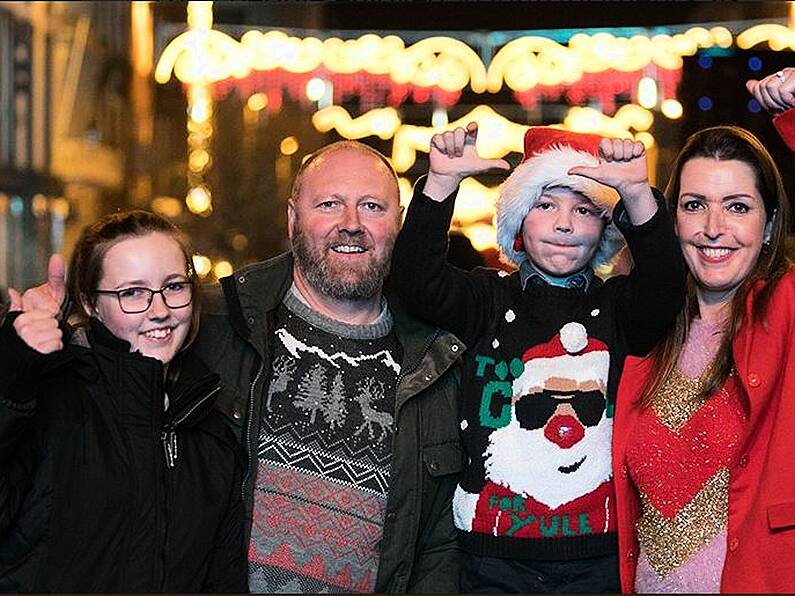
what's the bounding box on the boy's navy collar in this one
[519,260,593,291]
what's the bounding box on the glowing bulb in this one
[192,254,212,277]
[305,77,326,101]
[432,107,449,129]
[213,260,233,279]
[637,77,658,109]
[151,196,184,218]
[280,136,299,156]
[188,149,211,172]
[31,194,48,218]
[186,185,213,215]
[188,100,212,123]
[50,198,70,219]
[247,93,268,111]
[661,98,683,119]
[464,223,498,252]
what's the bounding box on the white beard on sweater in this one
[484,413,613,510]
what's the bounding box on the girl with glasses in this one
[0,211,246,592]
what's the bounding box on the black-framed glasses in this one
[94,281,194,314]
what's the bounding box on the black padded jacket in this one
[0,315,247,592]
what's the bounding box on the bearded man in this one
[195,141,463,593]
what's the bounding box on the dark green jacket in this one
[193,253,464,593]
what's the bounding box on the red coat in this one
[774,106,795,152]
[614,271,795,593]
[613,109,795,593]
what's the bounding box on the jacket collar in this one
[73,318,221,429]
[221,251,464,379]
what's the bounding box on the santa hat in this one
[512,322,609,400]
[496,127,626,270]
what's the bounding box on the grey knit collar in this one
[283,283,393,340]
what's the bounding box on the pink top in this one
[625,317,746,593]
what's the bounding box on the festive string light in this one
[192,254,212,277]
[660,98,683,119]
[305,77,326,101]
[213,260,233,278]
[155,23,756,100]
[186,185,213,216]
[637,77,658,108]
[246,92,268,111]
[737,24,795,51]
[312,106,402,140]
[279,136,299,156]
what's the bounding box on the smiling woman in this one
[0,211,247,592]
[613,112,795,593]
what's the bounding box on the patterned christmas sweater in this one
[247,289,401,593]
[391,185,685,560]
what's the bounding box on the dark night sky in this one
[158,2,789,32]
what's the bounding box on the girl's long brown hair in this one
[639,126,792,407]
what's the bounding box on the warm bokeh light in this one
[637,77,658,109]
[661,98,683,119]
[305,77,326,101]
[432,107,449,129]
[737,24,795,51]
[464,222,499,252]
[280,136,299,156]
[151,196,184,218]
[50,198,70,220]
[213,260,233,279]
[186,185,213,215]
[313,106,401,141]
[635,131,656,149]
[231,233,249,252]
[188,149,211,172]
[246,92,268,111]
[31,194,48,218]
[192,254,212,277]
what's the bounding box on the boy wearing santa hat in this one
[391,123,685,592]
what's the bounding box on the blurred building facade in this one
[0,1,134,292]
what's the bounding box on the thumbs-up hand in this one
[10,255,66,354]
[423,122,511,202]
[20,255,66,317]
[8,288,23,312]
[569,138,658,225]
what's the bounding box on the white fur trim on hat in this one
[513,350,610,399]
[496,144,625,269]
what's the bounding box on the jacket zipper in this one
[161,385,221,469]
[383,328,444,593]
[159,383,221,590]
[242,361,265,501]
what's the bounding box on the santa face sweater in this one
[391,185,685,561]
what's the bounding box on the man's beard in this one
[292,225,394,301]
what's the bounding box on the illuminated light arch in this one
[155,29,247,84]
[736,24,795,51]
[389,105,528,173]
[312,106,402,140]
[393,36,488,93]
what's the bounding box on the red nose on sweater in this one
[544,414,584,448]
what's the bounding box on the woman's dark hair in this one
[640,125,791,407]
[67,210,200,350]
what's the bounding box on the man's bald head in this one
[290,140,400,204]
